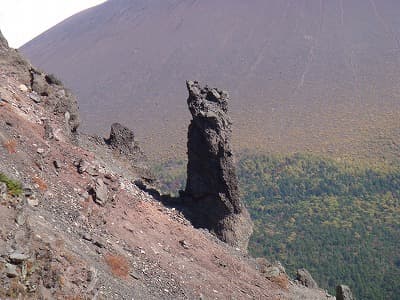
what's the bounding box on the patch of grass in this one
[0,173,22,197]
[105,254,129,278]
[32,176,47,192]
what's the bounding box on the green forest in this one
[153,153,400,299]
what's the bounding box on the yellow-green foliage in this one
[154,153,400,300]
[238,153,400,300]
[0,173,22,197]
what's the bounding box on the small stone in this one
[82,233,92,241]
[5,263,18,277]
[44,120,54,140]
[179,240,191,249]
[93,239,106,248]
[53,129,64,142]
[130,271,140,280]
[27,197,39,207]
[9,252,29,263]
[53,160,62,169]
[29,93,41,103]
[86,166,99,176]
[18,84,28,92]
[15,213,26,226]
[78,159,89,174]
[93,179,108,206]
[23,187,33,197]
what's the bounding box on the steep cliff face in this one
[184,80,253,250]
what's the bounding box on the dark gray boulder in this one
[183,80,253,250]
[336,285,354,300]
[296,268,318,289]
[107,122,136,155]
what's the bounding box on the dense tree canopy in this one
[154,153,400,299]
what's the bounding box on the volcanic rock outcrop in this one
[0,29,79,139]
[107,122,139,156]
[184,80,253,250]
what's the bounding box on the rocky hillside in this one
[0,30,339,299]
[21,0,400,161]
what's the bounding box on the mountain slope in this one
[1,30,332,299]
[21,0,400,160]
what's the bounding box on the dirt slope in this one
[21,0,400,161]
[0,32,331,299]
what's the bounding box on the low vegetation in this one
[105,254,129,278]
[154,153,400,299]
[0,172,23,197]
[3,139,17,154]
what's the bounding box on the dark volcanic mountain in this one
[21,0,400,160]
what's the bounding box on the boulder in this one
[93,178,109,206]
[183,80,253,250]
[9,252,29,264]
[336,285,354,300]
[296,268,318,288]
[31,71,49,96]
[107,122,137,155]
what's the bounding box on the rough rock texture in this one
[184,80,253,250]
[107,122,138,156]
[0,29,79,139]
[296,268,319,289]
[0,31,333,300]
[0,30,8,50]
[336,285,354,300]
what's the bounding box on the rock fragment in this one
[18,84,28,92]
[106,122,142,158]
[296,268,318,289]
[27,196,39,207]
[9,252,29,263]
[43,120,54,140]
[29,92,41,103]
[15,213,26,225]
[31,71,49,96]
[92,178,109,206]
[5,263,18,277]
[77,159,89,174]
[179,240,191,249]
[336,285,354,300]
[257,258,286,279]
[53,160,62,169]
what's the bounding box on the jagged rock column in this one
[184,80,253,250]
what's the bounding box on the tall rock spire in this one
[184,80,253,250]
